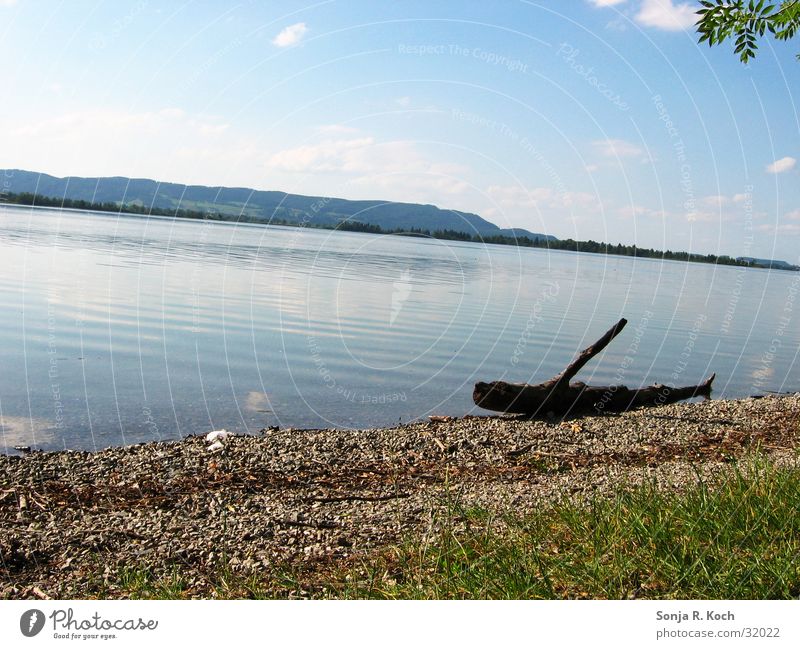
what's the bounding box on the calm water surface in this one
[1,205,798,451]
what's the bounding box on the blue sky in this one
[1,0,799,260]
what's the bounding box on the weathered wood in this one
[473,317,715,417]
[552,317,627,389]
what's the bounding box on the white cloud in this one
[488,185,598,212]
[0,0,19,6]
[701,194,729,207]
[618,204,664,219]
[267,136,472,205]
[785,208,800,221]
[268,137,468,181]
[592,138,644,158]
[316,124,361,135]
[1,108,241,185]
[732,192,750,203]
[562,191,599,208]
[635,0,697,31]
[590,0,696,31]
[690,209,734,223]
[8,108,229,141]
[488,185,555,209]
[617,201,736,223]
[586,0,628,30]
[766,156,797,174]
[196,122,230,136]
[268,137,378,173]
[484,184,600,232]
[159,107,186,119]
[606,17,629,31]
[2,107,473,209]
[350,173,469,199]
[272,22,308,47]
[757,223,800,233]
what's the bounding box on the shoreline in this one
[5,198,798,273]
[2,393,798,599]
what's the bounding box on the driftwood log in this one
[473,317,715,417]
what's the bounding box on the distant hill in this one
[736,257,798,271]
[0,169,556,242]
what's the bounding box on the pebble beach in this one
[2,394,798,599]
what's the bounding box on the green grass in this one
[115,566,189,599]
[92,457,800,599]
[94,552,297,599]
[320,458,800,599]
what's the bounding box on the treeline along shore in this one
[3,191,794,271]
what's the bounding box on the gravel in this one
[1,394,798,599]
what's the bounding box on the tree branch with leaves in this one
[696,0,800,62]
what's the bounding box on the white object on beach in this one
[205,429,235,452]
[205,429,233,442]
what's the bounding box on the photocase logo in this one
[20,609,45,637]
[390,269,413,325]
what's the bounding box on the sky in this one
[1,0,799,260]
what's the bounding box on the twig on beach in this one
[278,518,339,530]
[308,493,411,504]
[31,586,51,600]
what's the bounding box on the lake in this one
[1,205,798,452]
